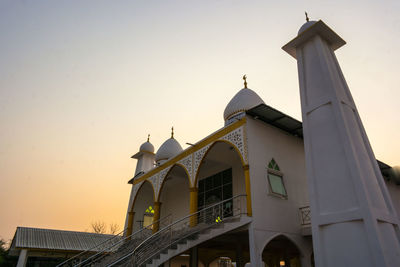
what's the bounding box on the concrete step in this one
[151,216,252,266]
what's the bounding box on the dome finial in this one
[305,11,309,22]
[171,126,174,139]
[243,74,248,88]
[147,134,150,142]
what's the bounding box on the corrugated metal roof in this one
[247,104,303,138]
[11,227,121,252]
[247,103,399,184]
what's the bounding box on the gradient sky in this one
[1,0,399,242]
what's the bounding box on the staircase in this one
[56,215,171,267]
[107,194,249,267]
[149,216,251,267]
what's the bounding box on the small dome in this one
[155,137,183,163]
[223,88,265,121]
[298,20,317,35]
[140,141,154,153]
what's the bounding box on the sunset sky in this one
[1,0,399,242]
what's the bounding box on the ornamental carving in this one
[129,181,144,210]
[178,154,193,184]
[193,144,211,184]
[219,126,247,164]
[149,166,172,201]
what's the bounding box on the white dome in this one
[298,20,317,35]
[223,88,265,121]
[155,138,183,163]
[140,141,154,153]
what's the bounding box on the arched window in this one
[267,159,287,198]
[143,205,154,228]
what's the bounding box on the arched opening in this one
[196,141,246,216]
[262,235,302,267]
[131,181,155,232]
[208,256,233,267]
[159,164,191,223]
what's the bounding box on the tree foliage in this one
[0,238,17,267]
[90,221,120,235]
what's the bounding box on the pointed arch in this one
[261,233,303,256]
[261,233,304,267]
[194,140,245,186]
[129,180,156,212]
[157,163,191,202]
[268,158,281,171]
[158,163,191,223]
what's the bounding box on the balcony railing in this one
[299,206,311,226]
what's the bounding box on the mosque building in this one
[9,19,400,267]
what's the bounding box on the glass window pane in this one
[223,169,232,184]
[205,178,212,191]
[223,185,232,199]
[214,174,222,187]
[268,173,287,196]
[199,180,204,193]
[143,215,153,228]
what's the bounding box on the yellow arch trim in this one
[193,139,245,186]
[130,179,156,212]
[193,139,252,216]
[132,118,246,185]
[157,163,191,202]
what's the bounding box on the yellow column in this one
[126,211,134,240]
[243,164,252,217]
[189,187,198,227]
[152,201,161,233]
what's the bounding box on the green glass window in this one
[267,159,287,198]
[143,206,154,228]
[268,173,287,196]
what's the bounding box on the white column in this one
[16,249,28,267]
[248,226,263,267]
[283,20,400,267]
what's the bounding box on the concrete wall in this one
[160,174,190,222]
[245,116,312,263]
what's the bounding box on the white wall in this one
[132,181,154,232]
[160,173,190,222]
[246,115,312,261]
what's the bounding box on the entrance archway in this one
[159,164,191,223]
[262,235,302,267]
[131,181,155,232]
[195,141,246,216]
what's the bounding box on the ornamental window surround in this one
[267,158,287,199]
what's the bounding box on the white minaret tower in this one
[283,18,400,266]
[131,134,155,176]
[124,135,155,237]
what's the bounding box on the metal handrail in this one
[109,194,247,267]
[76,214,171,267]
[56,227,126,267]
[56,214,172,267]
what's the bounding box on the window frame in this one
[266,160,288,199]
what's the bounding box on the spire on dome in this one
[171,127,174,139]
[243,74,248,88]
[147,134,150,142]
[305,11,309,22]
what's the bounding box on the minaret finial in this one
[243,74,248,88]
[147,134,150,142]
[171,127,174,138]
[305,11,309,22]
